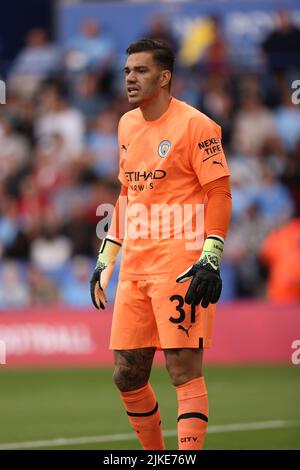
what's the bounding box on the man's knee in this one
[113,366,134,392]
[165,364,195,386]
[164,348,203,386]
[113,365,149,392]
[113,348,155,392]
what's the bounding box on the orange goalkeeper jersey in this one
[117,97,230,279]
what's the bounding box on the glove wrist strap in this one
[96,237,122,269]
[199,235,224,270]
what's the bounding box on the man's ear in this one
[160,70,171,88]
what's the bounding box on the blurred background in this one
[0,0,299,450]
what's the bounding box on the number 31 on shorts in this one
[168,294,196,324]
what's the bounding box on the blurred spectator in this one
[86,109,119,180]
[8,29,61,98]
[35,82,84,157]
[0,261,30,309]
[260,216,300,301]
[0,117,30,181]
[2,94,35,144]
[64,19,115,79]
[50,161,92,220]
[0,197,20,255]
[201,15,229,77]
[62,204,95,258]
[231,78,276,156]
[274,87,300,151]
[224,204,273,297]
[33,133,75,193]
[61,256,92,307]
[28,265,59,306]
[170,74,200,108]
[70,73,109,120]
[179,14,229,74]
[5,230,30,261]
[261,10,300,76]
[179,16,214,68]
[258,136,287,177]
[143,15,178,53]
[30,211,72,273]
[254,165,295,225]
[201,77,233,146]
[17,175,49,232]
[282,138,300,212]
[225,157,294,297]
[228,156,261,220]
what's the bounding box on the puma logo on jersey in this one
[178,325,192,337]
[213,160,224,167]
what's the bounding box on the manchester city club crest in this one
[158,140,171,158]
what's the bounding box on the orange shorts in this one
[109,273,215,350]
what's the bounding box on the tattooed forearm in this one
[113,348,156,392]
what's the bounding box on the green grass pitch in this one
[0,365,299,449]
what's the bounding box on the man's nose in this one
[126,71,137,82]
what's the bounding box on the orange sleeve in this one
[107,184,128,242]
[189,115,230,187]
[203,176,232,239]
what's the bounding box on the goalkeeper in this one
[90,39,232,451]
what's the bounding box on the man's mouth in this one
[127,86,140,96]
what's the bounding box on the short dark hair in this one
[126,38,175,76]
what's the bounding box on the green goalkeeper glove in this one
[90,237,122,309]
[176,236,223,308]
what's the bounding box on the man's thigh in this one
[150,275,216,350]
[110,279,161,350]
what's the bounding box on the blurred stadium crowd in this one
[0,10,300,309]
